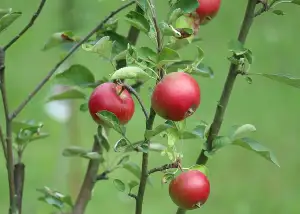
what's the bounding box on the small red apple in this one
[88,82,135,125]
[151,72,200,121]
[195,0,221,25]
[169,170,210,209]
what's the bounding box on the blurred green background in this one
[1,0,300,214]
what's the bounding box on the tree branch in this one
[3,0,47,51]
[148,161,179,175]
[72,135,103,214]
[0,47,15,214]
[14,163,25,214]
[176,0,258,213]
[135,1,163,213]
[121,82,149,120]
[9,1,135,120]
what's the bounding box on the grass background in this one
[1,0,300,214]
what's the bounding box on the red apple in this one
[195,0,221,25]
[88,82,135,125]
[169,170,210,209]
[151,72,200,121]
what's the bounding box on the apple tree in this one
[0,0,299,214]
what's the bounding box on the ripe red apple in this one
[88,82,135,125]
[169,170,210,209]
[195,0,221,25]
[151,72,200,121]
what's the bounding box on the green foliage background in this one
[1,0,300,213]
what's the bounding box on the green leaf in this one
[79,103,89,112]
[212,136,232,152]
[13,121,49,146]
[136,47,157,62]
[162,173,175,184]
[0,11,22,33]
[160,22,182,38]
[166,38,190,50]
[54,64,95,87]
[62,146,88,157]
[82,36,113,58]
[229,124,256,140]
[172,0,199,13]
[135,0,148,11]
[192,121,209,139]
[124,11,150,33]
[189,164,209,177]
[145,122,173,139]
[42,31,76,51]
[157,47,181,66]
[232,137,280,167]
[166,128,180,147]
[113,179,126,192]
[291,0,300,5]
[128,180,139,190]
[272,9,286,15]
[82,152,102,160]
[249,73,300,89]
[168,8,184,24]
[191,63,214,78]
[148,143,167,152]
[46,88,87,102]
[0,8,12,19]
[36,186,73,209]
[97,111,125,134]
[110,66,152,81]
[114,138,129,152]
[228,39,248,56]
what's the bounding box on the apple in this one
[151,72,200,121]
[169,170,210,209]
[88,82,135,125]
[195,0,221,25]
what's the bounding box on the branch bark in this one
[0,48,15,214]
[9,1,135,120]
[4,0,47,51]
[72,135,103,214]
[14,163,25,214]
[176,0,258,213]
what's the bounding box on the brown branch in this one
[0,47,15,214]
[176,0,258,213]
[148,162,179,175]
[14,163,25,214]
[9,1,135,120]
[72,134,103,214]
[3,0,47,51]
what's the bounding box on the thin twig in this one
[176,0,258,213]
[148,162,179,175]
[128,193,138,200]
[9,1,135,120]
[3,0,47,51]
[121,83,149,120]
[0,47,15,214]
[72,134,103,214]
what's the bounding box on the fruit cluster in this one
[87,0,221,210]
